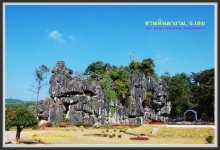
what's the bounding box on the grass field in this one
[5,124,215,146]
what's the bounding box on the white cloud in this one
[49,30,65,42]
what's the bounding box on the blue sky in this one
[4,4,215,101]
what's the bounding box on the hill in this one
[5,98,25,104]
[5,99,36,111]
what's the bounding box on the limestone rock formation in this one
[36,61,171,125]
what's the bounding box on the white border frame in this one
[2,2,218,148]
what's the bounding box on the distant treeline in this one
[5,98,25,104]
[5,98,36,110]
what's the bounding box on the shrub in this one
[108,134,116,138]
[5,126,10,131]
[206,136,213,143]
[104,134,108,137]
[114,129,116,132]
[118,135,122,138]
[45,122,53,127]
[109,135,114,138]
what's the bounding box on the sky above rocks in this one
[4,3,216,101]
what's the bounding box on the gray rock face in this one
[36,98,55,120]
[37,61,108,125]
[36,61,170,125]
[127,72,170,122]
[49,105,66,123]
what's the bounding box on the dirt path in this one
[4,130,50,143]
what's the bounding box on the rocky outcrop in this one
[37,61,108,125]
[36,61,171,125]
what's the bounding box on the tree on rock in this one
[5,105,38,142]
[128,58,156,77]
[84,61,105,77]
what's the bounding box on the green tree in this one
[84,61,130,115]
[109,66,130,99]
[84,61,105,76]
[190,68,214,120]
[167,73,193,118]
[128,58,156,77]
[5,106,38,142]
[139,58,156,77]
[128,60,140,75]
[29,64,50,107]
[84,58,157,107]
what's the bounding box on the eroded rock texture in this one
[36,61,171,125]
[127,73,171,124]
